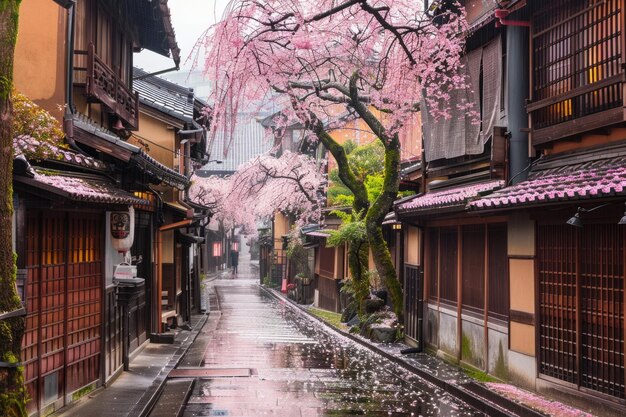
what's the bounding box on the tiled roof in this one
[133,68,194,123]
[72,113,189,190]
[470,155,626,210]
[397,180,504,214]
[14,135,107,171]
[15,169,149,206]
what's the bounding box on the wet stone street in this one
[182,263,484,416]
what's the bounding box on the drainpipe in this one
[62,2,76,138]
[506,25,530,185]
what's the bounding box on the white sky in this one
[134,0,230,72]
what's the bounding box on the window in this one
[426,228,439,302]
[439,227,458,305]
[531,0,622,130]
[462,225,485,312]
[488,223,508,320]
[427,223,508,320]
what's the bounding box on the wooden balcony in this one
[528,0,624,146]
[527,74,625,146]
[77,43,139,130]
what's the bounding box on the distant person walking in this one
[231,249,239,275]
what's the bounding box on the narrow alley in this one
[176,242,483,417]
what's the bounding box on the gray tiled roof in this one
[133,67,194,123]
[72,113,189,190]
[200,114,274,174]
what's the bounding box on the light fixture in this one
[392,223,402,230]
[566,204,610,228]
[566,210,583,228]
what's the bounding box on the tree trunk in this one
[0,1,26,416]
[313,122,371,315]
[365,135,402,317]
[347,73,404,317]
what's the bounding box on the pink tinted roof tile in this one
[397,180,504,213]
[23,170,149,206]
[470,155,626,210]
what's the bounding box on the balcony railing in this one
[76,43,138,130]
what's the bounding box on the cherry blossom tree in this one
[199,0,467,316]
[189,151,326,235]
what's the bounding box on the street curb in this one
[260,285,545,417]
[133,312,210,417]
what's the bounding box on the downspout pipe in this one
[506,24,530,185]
[62,2,91,156]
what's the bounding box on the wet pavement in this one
[182,242,484,417]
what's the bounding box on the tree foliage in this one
[198,0,467,316]
[189,151,326,234]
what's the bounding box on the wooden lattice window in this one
[538,223,625,399]
[488,223,509,320]
[462,225,486,313]
[426,228,439,302]
[439,227,458,305]
[530,0,623,130]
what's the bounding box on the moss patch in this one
[71,383,95,402]
[309,307,347,330]
[461,333,473,362]
[462,365,498,383]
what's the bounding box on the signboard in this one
[111,212,131,239]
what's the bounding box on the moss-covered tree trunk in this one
[348,73,404,318]
[365,137,402,317]
[312,122,371,315]
[0,1,26,416]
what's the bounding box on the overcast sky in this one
[134,0,230,72]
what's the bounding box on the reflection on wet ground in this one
[184,280,484,417]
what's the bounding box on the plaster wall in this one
[162,230,174,264]
[508,212,535,256]
[510,259,535,313]
[14,0,66,121]
[404,226,420,265]
[510,322,535,356]
[134,113,176,167]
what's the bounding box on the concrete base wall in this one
[508,350,536,390]
[438,307,457,357]
[487,324,509,379]
[461,318,485,369]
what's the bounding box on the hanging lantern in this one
[111,206,135,254]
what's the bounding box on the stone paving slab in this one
[53,312,208,417]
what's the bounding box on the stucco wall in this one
[507,212,537,387]
[133,113,176,168]
[14,0,66,121]
[404,226,420,265]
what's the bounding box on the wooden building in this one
[468,0,626,410]
[395,0,626,412]
[132,67,210,330]
[12,1,184,414]
[396,0,510,381]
